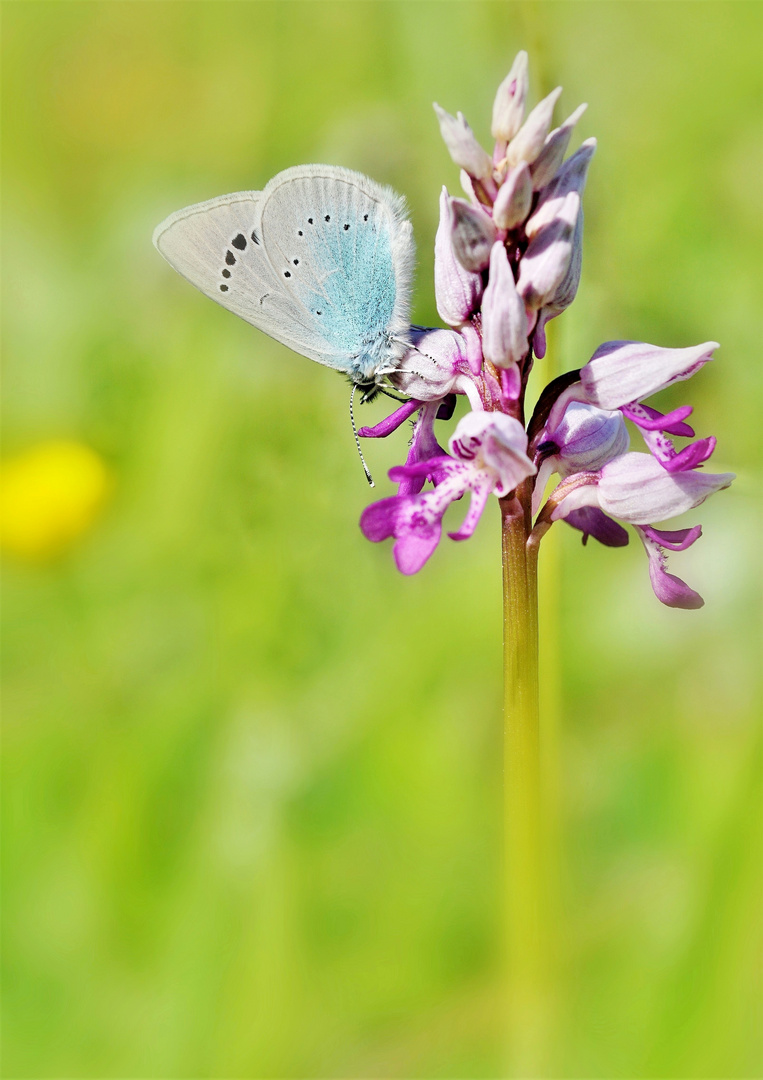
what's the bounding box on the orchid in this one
[359,52,733,610]
[352,51,735,1077]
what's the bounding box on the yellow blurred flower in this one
[0,440,112,560]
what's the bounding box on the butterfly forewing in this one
[153,191,334,363]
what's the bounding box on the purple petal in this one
[389,454,455,486]
[394,527,443,575]
[621,402,695,437]
[636,526,704,609]
[500,364,522,403]
[359,492,443,574]
[640,524,702,551]
[564,506,629,547]
[448,476,493,541]
[661,436,716,473]
[395,401,450,495]
[360,496,404,542]
[357,398,422,439]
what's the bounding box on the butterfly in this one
[153,165,416,396]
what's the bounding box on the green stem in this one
[501,486,546,1077]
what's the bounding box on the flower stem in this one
[500,487,546,1076]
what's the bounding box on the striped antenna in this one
[350,384,375,488]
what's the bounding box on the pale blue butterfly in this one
[153,165,416,395]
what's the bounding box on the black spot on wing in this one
[225,251,236,265]
[231,233,247,250]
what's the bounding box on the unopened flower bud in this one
[491,50,529,143]
[530,103,588,191]
[433,103,493,181]
[493,163,532,229]
[434,188,483,327]
[482,242,528,369]
[526,138,596,238]
[517,191,579,308]
[533,205,584,357]
[449,197,496,272]
[506,86,562,168]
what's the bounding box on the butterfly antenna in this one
[350,384,375,488]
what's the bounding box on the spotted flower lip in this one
[360,412,535,574]
[636,525,705,609]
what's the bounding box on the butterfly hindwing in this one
[259,166,415,380]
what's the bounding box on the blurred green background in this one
[2,2,761,1077]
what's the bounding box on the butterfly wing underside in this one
[153,166,415,379]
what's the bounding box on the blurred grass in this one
[2,2,762,1077]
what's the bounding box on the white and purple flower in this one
[360,412,535,574]
[356,52,733,609]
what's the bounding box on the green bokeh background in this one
[3,2,761,1077]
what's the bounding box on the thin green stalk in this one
[501,487,547,1077]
